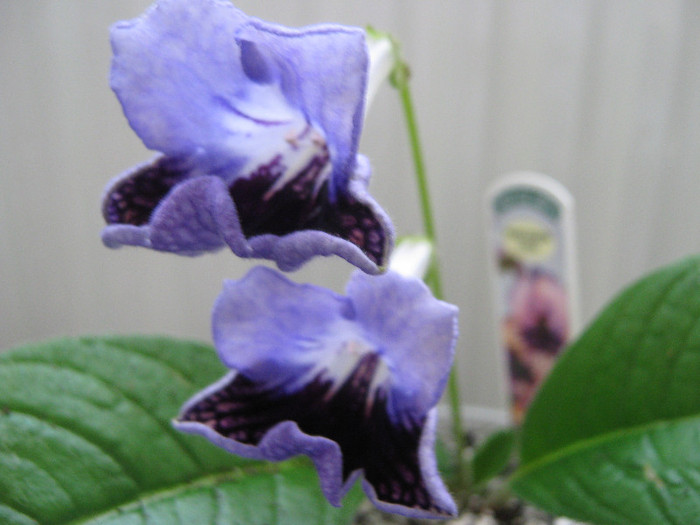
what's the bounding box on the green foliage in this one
[512,256,700,524]
[0,336,362,525]
[470,428,516,489]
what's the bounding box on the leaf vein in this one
[643,434,685,524]
[0,503,40,525]
[68,464,277,525]
[0,452,78,524]
[567,464,638,523]
[617,266,695,424]
[94,338,212,386]
[5,356,206,471]
[2,405,142,492]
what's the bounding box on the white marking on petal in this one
[365,358,390,417]
[218,82,313,183]
[261,125,331,201]
[285,321,391,412]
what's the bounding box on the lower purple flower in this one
[174,266,458,519]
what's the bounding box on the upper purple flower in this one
[101,0,393,273]
[174,266,458,519]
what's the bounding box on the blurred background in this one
[2,1,699,415]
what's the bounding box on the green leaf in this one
[470,428,516,488]
[511,256,700,524]
[0,336,363,525]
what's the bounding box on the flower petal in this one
[102,157,238,255]
[176,365,456,518]
[346,270,458,420]
[210,266,352,387]
[102,156,188,227]
[174,267,457,518]
[110,0,302,172]
[102,155,392,272]
[241,155,393,272]
[175,372,349,505]
[235,19,367,196]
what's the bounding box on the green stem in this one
[388,37,467,485]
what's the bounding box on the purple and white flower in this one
[102,0,393,273]
[174,266,458,519]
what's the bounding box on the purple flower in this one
[101,0,393,273]
[174,266,458,519]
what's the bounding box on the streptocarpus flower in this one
[174,266,458,519]
[102,0,393,273]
